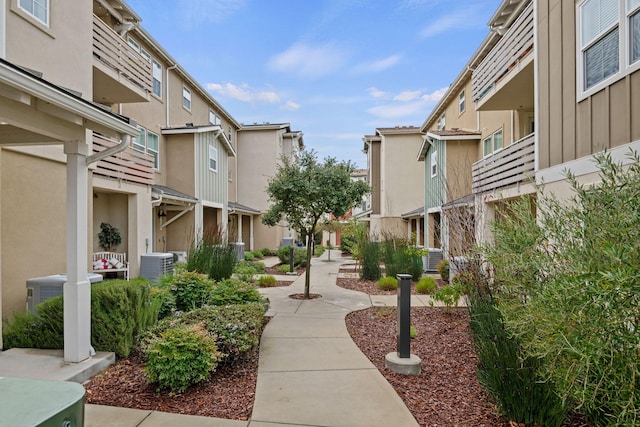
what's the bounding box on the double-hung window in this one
[458,90,465,114]
[20,0,49,26]
[209,146,218,172]
[152,60,162,98]
[182,86,192,111]
[436,114,446,131]
[578,0,640,97]
[483,129,503,157]
[133,126,147,152]
[132,126,159,170]
[209,110,220,125]
[430,151,438,177]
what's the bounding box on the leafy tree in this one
[262,151,369,298]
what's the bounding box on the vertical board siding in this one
[610,78,629,148]
[538,0,551,170]
[195,132,228,204]
[549,1,564,167]
[590,89,609,153]
[562,0,577,162]
[424,139,446,210]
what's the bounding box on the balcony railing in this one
[92,133,155,186]
[472,2,534,104]
[92,15,152,94]
[472,133,535,194]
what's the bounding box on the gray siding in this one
[195,132,228,204]
[424,139,446,211]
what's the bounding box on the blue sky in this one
[127,0,502,168]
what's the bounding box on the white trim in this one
[182,85,192,111]
[426,206,442,214]
[430,151,438,178]
[0,0,6,58]
[18,0,49,26]
[202,200,224,209]
[162,125,221,134]
[534,0,539,173]
[208,145,218,172]
[425,131,480,141]
[536,139,640,183]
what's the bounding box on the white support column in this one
[237,214,243,243]
[249,215,254,251]
[416,218,422,246]
[63,137,92,363]
[407,220,411,241]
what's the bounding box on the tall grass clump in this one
[360,238,381,281]
[381,235,424,281]
[186,227,237,281]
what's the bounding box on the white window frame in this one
[19,0,48,26]
[152,59,162,98]
[483,129,504,157]
[577,0,640,100]
[209,110,220,125]
[458,90,465,114]
[182,86,192,111]
[436,114,446,131]
[430,151,438,177]
[133,126,146,152]
[209,145,218,172]
[147,130,160,170]
[127,37,141,52]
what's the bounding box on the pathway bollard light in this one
[289,245,294,273]
[385,273,422,375]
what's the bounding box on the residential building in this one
[236,123,304,250]
[362,126,424,241]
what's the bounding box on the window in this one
[182,86,191,111]
[483,129,503,157]
[209,110,220,125]
[209,146,218,172]
[430,151,438,177]
[19,0,48,25]
[578,0,640,96]
[128,37,141,52]
[436,114,446,131]
[152,60,162,98]
[459,90,465,113]
[133,126,146,152]
[140,48,151,62]
[147,131,159,169]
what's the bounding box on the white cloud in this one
[419,9,478,38]
[179,0,245,24]
[206,82,280,104]
[268,42,349,78]
[281,100,300,111]
[421,86,449,103]
[367,87,388,99]
[393,90,422,102]
[353,54,403,73]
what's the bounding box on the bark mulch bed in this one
[337,275,447,295]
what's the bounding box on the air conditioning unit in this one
[140,253,174,282]
[423,248,443,273]
[26,273,103,314]
[169,251,188,263]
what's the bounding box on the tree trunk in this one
[304,228,314,299]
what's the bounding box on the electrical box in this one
[0,377,85,427]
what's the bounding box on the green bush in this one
[313,245,326,257]
[251,250,263,259]
[377,276,398,291]
[276,246,307,267]
[142,302,266,361]
[3,279,158,358]
[208,279,265,306]
[430,284,463,309]
[157,272,214,313]
[360,240,381,281]
[234,264,257,283]
[277,264,292,274]
[186,227,237,281]
[416,277,437,294]
[451,271,476,294]
[410,325,417,339]
[467,290,568,426]
[261,247,272,256]
[436,259,450,281]
[244,252,255,262]
[150,285,176,319]
[257,275,277,287]
[144,325,221,393]
[382,238,425,281]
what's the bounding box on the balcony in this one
[472,133,535,194]
[92,15,151,104]
[92,133,155,185]
[472,2,534,111]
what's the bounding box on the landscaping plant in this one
[415,276,437,294]
[436,259,450,281]
[186,227,237,281]
[208,278,265,306]
[360,238,381,281]
[430,284,463,309]
[377,276,398,291]
[257,275,277,287]
[156,271,213,313]
[234,264,258,283]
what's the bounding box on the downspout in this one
[86,134,131,165]
[166,64,178,127]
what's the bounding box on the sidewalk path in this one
[252,249,419,427]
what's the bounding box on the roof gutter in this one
[86,134,131,164]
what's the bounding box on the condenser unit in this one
[423,248,443,273]
[26,273,103,314]
[140,253,174,282]
[169,251,188,263]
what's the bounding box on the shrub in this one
[410,325,417,339]
[382,237,424,281]
[467,290,568,426]
[339,233,357,254]
[416,277,437,294]
[144,325,221,393]
[277,264,292,274]
[436,259,450,281]
[150,285,176,319]
[251,250,263,259]
[142,302,266,362]
[313,245,325,257]
[377,276,398,291]
[451,271,476,294]
[208,279,265,306]
[234,264,258,283]
[157,272,214,313]
[244,252,255,262]
[360,240,381,281]
[430,284,463,309]
[261,247,272,256]
[186,227,237,281]
[276,246,307,267]
[2,297,64,349]
[257,275,277,287]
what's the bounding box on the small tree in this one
[318,219,343,261]
[263,151,369,298]
[98,222,121,252]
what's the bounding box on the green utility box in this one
[0,377,85,427]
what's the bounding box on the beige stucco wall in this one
[1,150,67,320]
[441,79,478,131]
[445,140,477,201]
[369,141,381,215]
[6,0,93,98]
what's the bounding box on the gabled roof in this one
[161,125,236,156]
[418,129,481,161]
[401,206,425,219]
[228,201,261,215]
[152,185,198,204]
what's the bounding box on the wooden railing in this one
[92,133,155,185]
[472,2,534,104]
[92,15,152,94]
[472,133,535,194]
